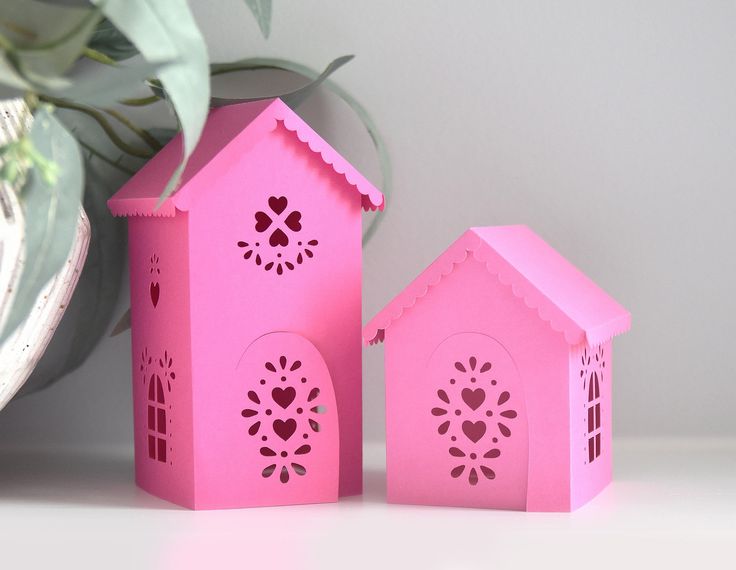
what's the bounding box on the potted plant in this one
[0,0,389,410]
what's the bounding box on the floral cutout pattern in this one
[431,355,518,486]
[237,196,318,276]
[580,345,606,464]
[255,196,302,247]
[241,355,326,483]
[140,348,176,465]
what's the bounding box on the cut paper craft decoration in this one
[364,226,630,512]
[109,98,383,509]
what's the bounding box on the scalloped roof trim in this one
[363,227,631,348]
[277,106,384,212]
[108,98,384,217]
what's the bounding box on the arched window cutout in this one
[147,373,167,462]
[586,371,601,463]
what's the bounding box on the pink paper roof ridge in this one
[363,226,631,347]
[107,98,384,217]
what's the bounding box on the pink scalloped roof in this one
[363,226,631,347]
[107,98,384,217]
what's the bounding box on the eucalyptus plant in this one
[0,0,389,345]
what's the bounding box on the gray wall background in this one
[1,0,735,448]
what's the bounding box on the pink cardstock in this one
[108,98,383,509]
[363,226,630,511]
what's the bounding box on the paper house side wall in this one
[128,214,195,508]
[569,340,613,510]
[383,255,571,510]
[186,126,363,507]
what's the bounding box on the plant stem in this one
[39,95,154,159]
[103,107,162,151]
[120,94,161,107]
[82,47,118,66]
[23,92,39,113]
[77,138,136,176]
[210,63,277,77]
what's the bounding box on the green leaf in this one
[243,0,272,38]
[1,0,102,83]
[50,60,167,106]
[210,55,354,108]
[87,18,139,61]
[0,56,33,95]
[91,0,210,205]
[0,106,85,342]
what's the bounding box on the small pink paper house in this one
[364,226,630,511]
[108,98,383,509]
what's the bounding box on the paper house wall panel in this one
[109,98,383,509]
[366,226,630,512]
[127,213,195,507]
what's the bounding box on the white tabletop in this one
[0,437,733,569]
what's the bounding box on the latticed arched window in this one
[587,371,601,463]
[147,373,167,462]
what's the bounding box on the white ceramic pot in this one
[0,98,91,411]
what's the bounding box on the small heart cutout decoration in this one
[269,228,289,247]
[272,387,296,409]
[255,211,272,233]
[461,388,485,411]
[462,420,487,443]
[150,282,160,308]
[284,210,302,232]
[268,196,288,215]
[273,418,297,441]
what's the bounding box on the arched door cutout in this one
[427,332,528,509]
[237,332,339,502]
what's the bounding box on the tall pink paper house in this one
[108,98,384,509]
[364,226,630,511]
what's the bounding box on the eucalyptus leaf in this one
[243,0,273,38]
[0,53,74,99]
[17,157,126,395]
[2,0,102,83]
[0,106,84,342]
[92,0,210,205]
[0,56,33,94]
[210,55,354,109]
[87,18,139,61]
[49,60,166,106]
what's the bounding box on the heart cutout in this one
[272,387,296,409]
[461,388,485,411]
[462,420,487,443]
[273,418,297,441]
[255,211,272,233]
[284,210,302,232]
[268,196,288,215]
[269,228,289,247]
[150,282,160,308]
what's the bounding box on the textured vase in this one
[0,99,91,411]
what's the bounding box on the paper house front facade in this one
[108,98,383,509]
[364,226,630,512]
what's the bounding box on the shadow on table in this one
[0,447,389,510]
[0,447,176,510]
